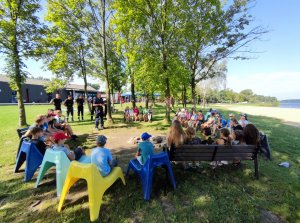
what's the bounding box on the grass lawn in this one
[0,103,299,223]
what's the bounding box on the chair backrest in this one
[68,161,102,180]
[144,152,169,169]
[44,149,71,166]
[172,145,257,161]
[17,127,29,138]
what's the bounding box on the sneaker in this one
[99,126,104,130]
[95,127,99,131]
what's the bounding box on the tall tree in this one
[113,0,189,122]
[0,0,45,126]
[43,0,94,112]
[182,0,267,108]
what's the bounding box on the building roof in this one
[65,84,97,92]
[0,75,48,85]
[0,75,97,92]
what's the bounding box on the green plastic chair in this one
[35,149,91,197]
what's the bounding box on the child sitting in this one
[30,127,50,155]
[52,132,85,161]
[91,135,118,177]
[124,106,131,122]
[201,127,214,145]
[135,132,154,165]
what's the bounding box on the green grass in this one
[0,103,299,223]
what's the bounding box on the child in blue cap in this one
[91,135,117,177]
[136,132,155,165]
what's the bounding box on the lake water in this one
[280,101,300,109]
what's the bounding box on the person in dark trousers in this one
[89,96,95,121]
[76,95,85,121]
[50,93,62,111]
[64,95,74,122]
[93,92,104,130]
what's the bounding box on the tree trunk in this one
[13,31,27,126]
[182,84,187,108]
[191,66,196,108]
[162,0,170,122]
[100,0,113,122]
[130,70,136,108]
[151,92,156,106]
[145,93,149,109]
[79,41,91,112]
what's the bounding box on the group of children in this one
[124,105,153,122]
[168,108,258,168]
[23,105,258,177]
[24,107,156,177]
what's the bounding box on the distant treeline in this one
[200,89,279,105]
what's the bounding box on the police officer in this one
[64,95,74,122]
[93,92,104,130]
[76,95,85,121]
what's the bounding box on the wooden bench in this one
[17,127,29,139]
[168,144,259,179]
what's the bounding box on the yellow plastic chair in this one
[57,161,126,222]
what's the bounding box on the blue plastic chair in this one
[14,140,44,182]
[35,149,91,197]
[126,152,176,201]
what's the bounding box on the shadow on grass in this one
[1,106,300,222]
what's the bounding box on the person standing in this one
[93,92,104,130]
[50,93,62,111]
[64,95,74,122]
[76,95,85,121]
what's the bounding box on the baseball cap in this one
[141,132,152,141]
[53,132,69,141]
[96,135,107,144]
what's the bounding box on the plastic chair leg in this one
[144,170,154,201]
[125,163,132,177]
[87,182,104,222]
[56,167,68,197]
[14,152,26,173]
[35,161,55,188]
[166,164,176,190]
[58,177,79,212]
[116,167,126,185]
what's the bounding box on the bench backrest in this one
[171,144,257,161]
[17,127,29,138]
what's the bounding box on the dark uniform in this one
[93,97,104,129]
[76,98,85,121]
[64,98,74,121]
[53,98,62,111]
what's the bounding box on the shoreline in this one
[215,104,300,128]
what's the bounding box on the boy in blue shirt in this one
[91,135,117,177]
[136,132,155,165]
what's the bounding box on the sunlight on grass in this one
[0,104,299,222]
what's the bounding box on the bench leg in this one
[254,158,259,180]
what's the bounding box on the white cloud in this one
[227,71,300,100]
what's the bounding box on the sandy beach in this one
[216,104,300,127]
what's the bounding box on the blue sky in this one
[1,0,299,100]
[226,0,300,100]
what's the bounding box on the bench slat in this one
[173,153,254,157]
[173,156,254,161]
[174,148,256,153]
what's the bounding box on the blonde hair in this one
[167,120,185,147]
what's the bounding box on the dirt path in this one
[84,127,167,170]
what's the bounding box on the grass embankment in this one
[0,103,299,223]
